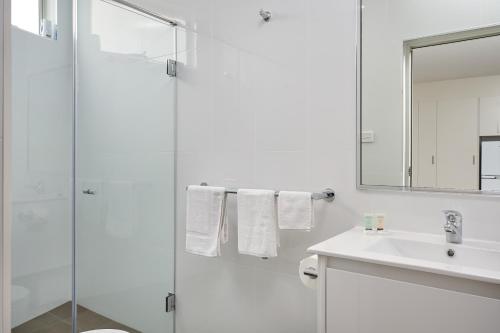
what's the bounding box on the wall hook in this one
[259,9,272,22]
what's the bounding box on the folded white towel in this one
[186,185,227,257]
[237,189,278,257]
[277,191,314,230]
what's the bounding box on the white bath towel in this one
[186,185,227,257]
[237,189,278,257]
[277,191,314,230]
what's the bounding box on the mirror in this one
[359,0,500,194]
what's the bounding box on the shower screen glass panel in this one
[76,1,176,332]
[10,0,73,331]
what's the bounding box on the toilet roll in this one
[299,255,318,289]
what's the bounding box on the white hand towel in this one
[186,185,227,257]
[237,189,278,257]
[277,191,314,230]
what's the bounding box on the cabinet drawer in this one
[326,268,500,333]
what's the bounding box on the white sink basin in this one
[367,237,500,272]
[308,227,500,284]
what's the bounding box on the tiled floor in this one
[12,302,140,333]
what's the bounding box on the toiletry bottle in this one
[375,213,385,231]
[363,213,374,231]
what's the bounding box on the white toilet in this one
[82,330,129,333]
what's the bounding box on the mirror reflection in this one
[412,35,500,191]
[359,0,500,194]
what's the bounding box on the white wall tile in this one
[254,150,308,190]
[213,0,306,68]
[177,30,215,153]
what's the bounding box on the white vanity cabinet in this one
[325,267,500,333]
[309,228,500,333]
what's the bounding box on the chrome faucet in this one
[443,210,462,244]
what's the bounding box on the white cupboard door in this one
[326,268,500,333]
[326,269,358,333]
[480,96,500,136]
[436,98,479,190]
[413,101,437,188]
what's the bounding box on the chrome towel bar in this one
[186,183,335,202]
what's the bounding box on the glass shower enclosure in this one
[9,0,177,332]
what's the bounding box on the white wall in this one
[361,0,500,186]
[414,75,500,101]
[10,0,72,326]
[113,0,500,332]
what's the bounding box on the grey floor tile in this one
[13,303,140,333]
[106,320,141,333]
[76,310,110,332]
[33,320,72,333]
[12,313,58,333]
[50,302,89,322]
[48,302,72,321]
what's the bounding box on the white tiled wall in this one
[123,0,500,332]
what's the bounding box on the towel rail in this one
[186,183,335,202]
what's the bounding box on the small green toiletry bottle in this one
[363,213,374,231]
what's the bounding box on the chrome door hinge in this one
[167,59,177,77]
[166,293,176,312]
[408,166,412,177]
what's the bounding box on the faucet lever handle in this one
[442,210,463,244]
[443,210,462,220]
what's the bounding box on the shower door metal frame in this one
[2,0,12,331]
[101,0,177,26]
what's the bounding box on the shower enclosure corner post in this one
[1,0,12,331]
[71,0,78,331]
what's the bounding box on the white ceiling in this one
[412,34,500,83]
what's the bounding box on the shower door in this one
[75,1,176,332]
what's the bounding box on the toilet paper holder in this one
[300,255,319,289]
[303,271,318,279]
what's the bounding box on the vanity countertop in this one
[308,227,500,285]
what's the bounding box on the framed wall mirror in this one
[358,0,500,194]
